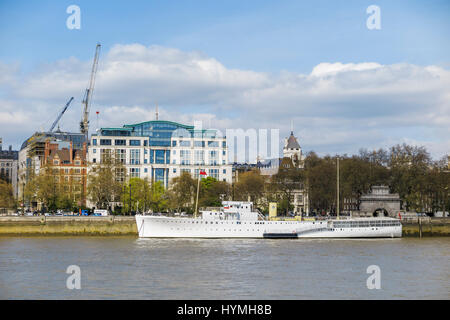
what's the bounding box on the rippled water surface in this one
[0,237,449,299]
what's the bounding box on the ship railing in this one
[255,209,266,220]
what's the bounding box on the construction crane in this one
[80,43,101,141]
[49,97,74,132]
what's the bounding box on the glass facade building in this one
[88,120,232,192]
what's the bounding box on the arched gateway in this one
[359,186,401,217]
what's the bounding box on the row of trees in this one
[7,143,450,214]
[304,144,450,213]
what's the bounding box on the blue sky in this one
[1,0,449,72]
[0,0,449,159]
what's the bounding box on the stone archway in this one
[373,208,389,217]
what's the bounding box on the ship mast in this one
[337,156,340,220]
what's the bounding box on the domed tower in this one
[283,131,303,168]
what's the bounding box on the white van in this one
[93,209,109,216]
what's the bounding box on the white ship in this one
[135,201,402,238]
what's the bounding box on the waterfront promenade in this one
[0,216,449,237]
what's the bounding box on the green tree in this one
[167,172,196,213]
[304,153,336,213]
[271,158,304,215]
[87,152,125,210]
[148,180,168,213]
[0,179,16,210]
[199,177,231,207]
[234,170,266,206]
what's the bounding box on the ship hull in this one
[135,215,402,239]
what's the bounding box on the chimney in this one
[69,141,73,164]
[44,140,50,164]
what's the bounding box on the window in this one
[180,140,190,147]
[115,139,126,146]
[93,149,97,154]
[129,140,140,146]
[100,139,111,146]
[166,150,170,164]
[75,160,81,165]
[130,149,140,165]
[180,150,190,165]
[209,169,219,180]
[208,141,218,147]
[181,169,191,175]
[53,160,59,165]
[172,140,177,147]
[173,168,176,173]
[209,150,218,165]
[155,150,165,164]
[194,141,204,147]
[144,168,148,173]
[223,169,226,174]
[222,141,226,148]
[115,149,126,164]
[100,149,112,163]
[92,139,97,146]
[194,150,204,165]
[130,168,140,178]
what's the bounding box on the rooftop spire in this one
[155,102,159,120]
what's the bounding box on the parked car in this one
[416,212,427,217]
[93,209,109,216]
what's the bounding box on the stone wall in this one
[0,216,137,236]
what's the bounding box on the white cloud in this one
[0,44,449,159]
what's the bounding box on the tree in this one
[271,158,304,215]
[234,170,266,206]
[0,179,15,210]
[198,177,231,207]
[388,144,432,211]
[304,154,336,213]
[87,152,125,210]
[148,180,168,213]
[167,172,196,213]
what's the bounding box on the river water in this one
[0,237,448,299]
